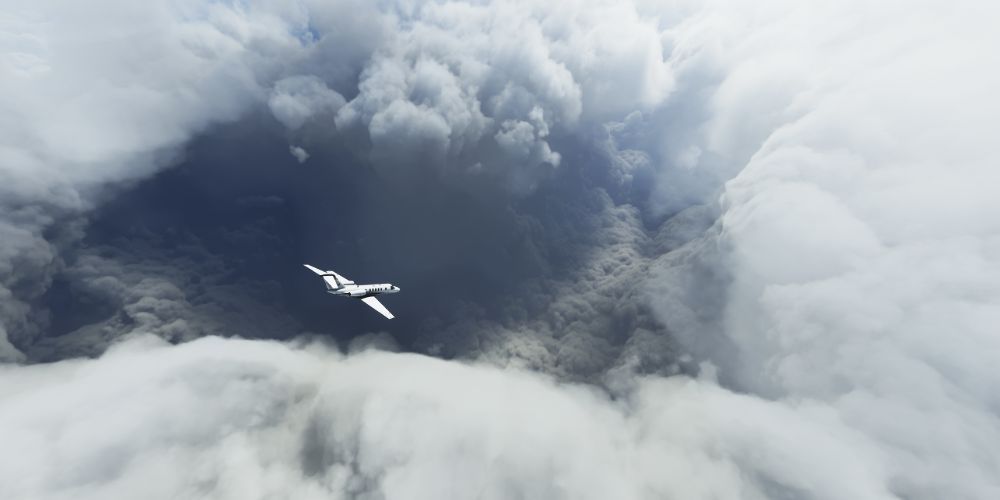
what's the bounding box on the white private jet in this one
[304,264,399,319]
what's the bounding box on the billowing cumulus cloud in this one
[647,1,1000,497]
[0,336,901,500]
[326,0,673,194]
[270,76,346,131]
[2,0,1000,498]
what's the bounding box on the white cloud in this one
[289,145,310,163]
[269,76,346,130]
[0,335,901,500]
[648,0,1000,497]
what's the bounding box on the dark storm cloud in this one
[409,185,714,379]
[32,109,695,377]
[1,0,680,362]
[29,226,304,362]
[2,0,693,372]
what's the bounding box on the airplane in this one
[303,264,400,319]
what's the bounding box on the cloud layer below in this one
[0,335,902,500]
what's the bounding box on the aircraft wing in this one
[361,296,395,319]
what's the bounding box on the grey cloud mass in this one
[2,0,1000,498]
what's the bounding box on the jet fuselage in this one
[329,284,400,298]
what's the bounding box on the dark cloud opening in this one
[25,109,702,375]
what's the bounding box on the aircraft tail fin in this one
[303,264,327,276]
[303,264,355,290]
[303,264,349,290]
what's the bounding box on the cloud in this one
[0,0,684,357]
[411,188,712,380]
[269,76,346,131]
[26,226,304,361]
[646,1,1000,497]
[2,0,1000,498]
[289,145,310,163]
[0,335,903,500]
[327,0,674,194]
[0,0,311,358]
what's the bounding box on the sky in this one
[1,0,999,498]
